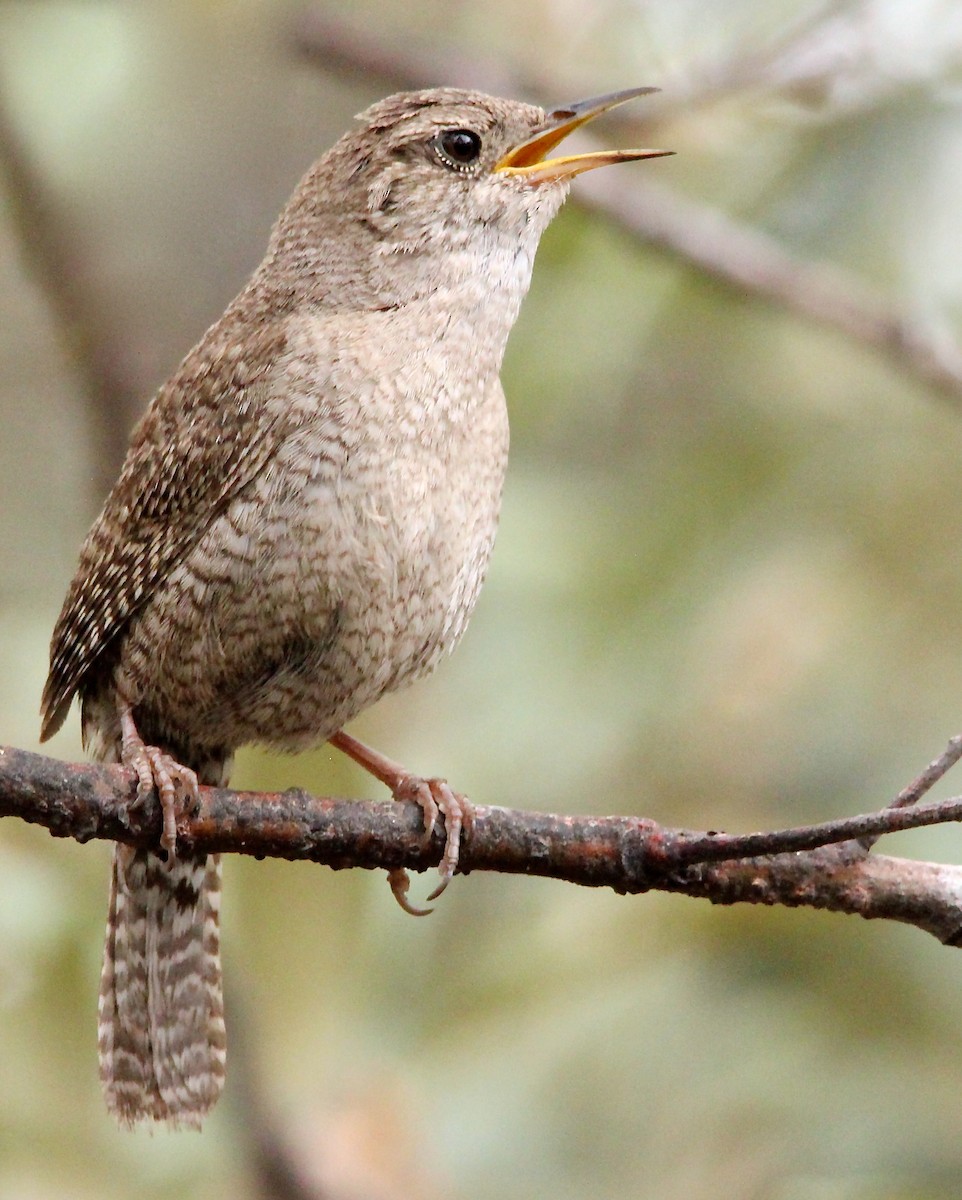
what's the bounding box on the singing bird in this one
[41,85,669,1128]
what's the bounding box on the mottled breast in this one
[116,312,510,754]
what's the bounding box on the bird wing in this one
[41,317,293,740]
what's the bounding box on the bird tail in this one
[98,846,226,1128]
[91,727,229,1131]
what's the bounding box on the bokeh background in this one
[4,1,962,1197]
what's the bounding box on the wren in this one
[41,86,668,1128]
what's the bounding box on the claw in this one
[398,776,438,844]
[395,774,470,897]
[425,874,450,903]
[329,730,473,911]
[119,705,198,859]
[387,868,433,917]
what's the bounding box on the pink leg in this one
[119,704,198,857]
[330,730,471,906]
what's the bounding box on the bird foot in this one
[329,730,473,908]
[393,773,470,901]
[119,705,199,858]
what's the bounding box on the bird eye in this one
[435,129,482,170]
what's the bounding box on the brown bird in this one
[40,86,669,1129]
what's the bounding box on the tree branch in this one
[5,741,962,946]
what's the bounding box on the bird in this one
[40,85,669,1130]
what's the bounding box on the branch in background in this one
[293,10,533,98]
[228,995,333,1200]
[654,0,916,114]
[5,740,962,945]
[577,170,962,401]
[0,91,142,491]
[292,9,962,409]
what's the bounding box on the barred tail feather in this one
[99,846,159,1121]
[99,847,226,1129]
[147,853,226,1124]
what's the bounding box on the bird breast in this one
[117,314,510,754]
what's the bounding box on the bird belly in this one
[113,404,507,755]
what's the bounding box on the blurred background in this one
[4,1,962,1197]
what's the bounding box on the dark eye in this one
[435,129,482,169]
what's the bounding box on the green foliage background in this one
[3,2,962,1197]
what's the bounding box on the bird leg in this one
[329,729,471,906]
[119,703,199,858]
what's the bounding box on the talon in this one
[399,776,469,893]
[119,704,199,859]
[387,868,433,917]
[433,779,466,891]
[397,776,438,843]
[425,874,450,903]
[130,751,155,805]
[328,730,473,902]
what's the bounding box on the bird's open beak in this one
[494,86,671,184]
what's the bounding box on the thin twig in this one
[889,733,962,809]
[856,731,962,854]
